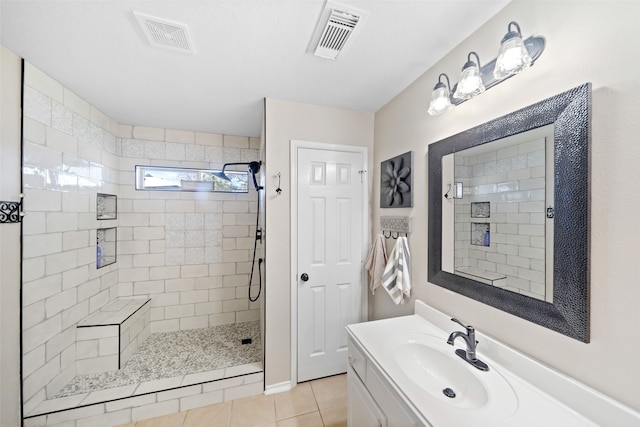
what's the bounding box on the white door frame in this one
[290,140,369,385]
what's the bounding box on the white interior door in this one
[296,146,365,382]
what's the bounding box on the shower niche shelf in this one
[97,227,117,269]
[97,193,117,220]
[471,201,490,218]
[471,222,490,247]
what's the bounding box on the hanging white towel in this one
[381,236,411,305]
[365,233,388,295]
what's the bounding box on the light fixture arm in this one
[499,21,524,45]
[508,21,522,36]
[437,73,451,92]
[466,51,482,69]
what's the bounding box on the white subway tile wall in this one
[75,298,151,375]
[21,62,262,419]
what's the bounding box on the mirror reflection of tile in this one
[471,223,490,246]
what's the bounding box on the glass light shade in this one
[453,62,485,100]
[428,84,453,115]
[493,34,532,79]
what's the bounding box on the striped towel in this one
[381,236,411,305]
[365,233,388,295]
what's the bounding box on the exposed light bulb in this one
[428,83,453,115]
[453,55,485,100]
[494,22,533,79]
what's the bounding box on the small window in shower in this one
[135,165,249,193]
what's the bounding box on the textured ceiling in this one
[1,1,509,137]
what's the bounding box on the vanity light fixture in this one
[453,52,486,100]
[427,73,454,115]
[494,21,532,79]
[427,21,544,116]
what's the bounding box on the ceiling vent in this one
[310,3,364,60]
[134,11,195,54]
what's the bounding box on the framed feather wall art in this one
[380,151,413,208]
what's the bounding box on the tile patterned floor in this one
[56,322,262,397]
[116,374,347,427]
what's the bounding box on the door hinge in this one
[358,170,367,183]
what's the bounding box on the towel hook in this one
[445,182,463,200]
[382,230,409,239]
[444,183,453,199]
[275,172,282,195]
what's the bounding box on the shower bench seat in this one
[76,297,151,375]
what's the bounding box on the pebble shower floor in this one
[55,321,262,397]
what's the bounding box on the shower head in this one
[212,170,231,181]
[215,161,263,191]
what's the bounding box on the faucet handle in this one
[451,318,474,332]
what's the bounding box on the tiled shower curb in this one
[23,370,263,426]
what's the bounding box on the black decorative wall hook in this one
[0,194,24,224]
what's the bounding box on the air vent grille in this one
[134,12,195,54]
[314,9,360,60]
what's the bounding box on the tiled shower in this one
[20,62,264,425]
[452,133,551,301]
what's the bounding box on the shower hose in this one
[248,196,263,302]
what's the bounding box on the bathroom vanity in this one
[346,300,640,427]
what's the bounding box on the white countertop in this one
[347,300,640,427]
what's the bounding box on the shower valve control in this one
[300,273,309,282]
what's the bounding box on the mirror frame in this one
[428,83,591,342]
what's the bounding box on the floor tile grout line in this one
[276,409,321,424]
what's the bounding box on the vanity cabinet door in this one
[366,363,421,427]
[348,366,386,427]
[348,338,367,382]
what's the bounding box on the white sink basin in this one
[394,337,488,408]
[385,333,518,419]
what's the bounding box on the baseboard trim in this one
[263,381,293,395]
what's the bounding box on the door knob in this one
[300,273,309,282]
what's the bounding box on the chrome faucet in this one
[446,318,489,371]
